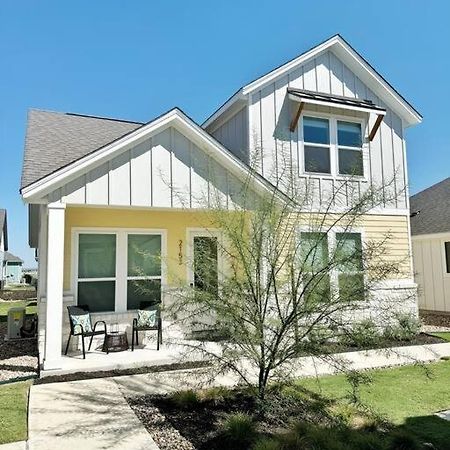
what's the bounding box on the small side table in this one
[102,331,129,353]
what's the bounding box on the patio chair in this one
[131,301,162,351]
[65,305,107,359]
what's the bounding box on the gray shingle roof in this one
[410,177,450,236]
[3,251,23,263]
[21,110,144,189]
[0,209,7,251]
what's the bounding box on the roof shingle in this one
[21,110,144,189]
[410,177,450,235]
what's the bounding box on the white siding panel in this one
[303,59,317,91]
[171,128,191,208]
[130,139,152,207]
[249,93,263,173]
[288,66,304,90]
[191,143,209,208]
[343,64,356,98]
[329,52,344,96]
[152,128,172,208]
[315,52,331,93]
[63,175,86,204]
[274,75,290,183]
[260,83,277,183]
[86,162,109,205]
[109,151,131,206]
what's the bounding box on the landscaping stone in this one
[0,323,38,383]
[435,409,450,421]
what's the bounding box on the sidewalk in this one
[27,342,450,450]
[28,378,158,450]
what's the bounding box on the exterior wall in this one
[247,50,408,210]
[5,262,23,284]
[412,234,450,313]
[47,126,246,211]
[209,107,249,164]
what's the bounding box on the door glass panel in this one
[78,234,116,279]
[128,234,161,277]
[193,236,218,295]
[78,281,115,312]
[127,279,161,310]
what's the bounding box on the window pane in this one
[336,233,363,272]
[304,146,330,173]
[338,273,365,301]
[303,273,331,303]
[445,242,450,274]
[78,281,115,312]
[128,234,161,277]
[127,279,161,310]
[303,117,329,144]
[78,234,116,279]
[339,149,363,176]
[338,121,362,147]
[300,232,329,272]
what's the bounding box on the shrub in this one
[342,319,381,349]
[387,431,421,450]
[222,412,257,447]
[198,386,231,404]
[252,437,282,450]
[171,389,200,409]
[384,314,421,342]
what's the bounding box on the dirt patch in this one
[421,311,450,329]
[0,288,37,301]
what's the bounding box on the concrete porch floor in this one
[41,335,218,377]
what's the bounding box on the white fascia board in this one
[21,108,274,203]
[412,232,450,241]
[242,35,421,127]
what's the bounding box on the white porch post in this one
[43,202,66,370]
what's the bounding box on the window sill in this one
[301,172,368,183]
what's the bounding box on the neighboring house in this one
[20,35,422,371]
[0,209,8,289]
[410,178,450,313]
[3,251,24,285]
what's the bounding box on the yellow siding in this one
[64,207,412,290]
[64,207,215,290]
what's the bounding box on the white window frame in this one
[186,228,224,288]
[442,239,450,277]
[298,227,365,298]
[300,112,368,180]
[72,227,167,313]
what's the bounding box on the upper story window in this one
[302,116,364,177]
[303,117,331,174]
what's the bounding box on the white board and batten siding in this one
[412,235,450,313]
[209,49,409,211]
[47,126,245,210]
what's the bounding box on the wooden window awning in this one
[288,88,386,140]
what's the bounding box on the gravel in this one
[421,312,450,331]
[0,322,38,383]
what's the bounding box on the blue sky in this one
[1,1,449,267]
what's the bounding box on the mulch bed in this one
[0,322,39,384]
[421,311,450,329]
[0,289,37,301]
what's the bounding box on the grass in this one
[300,360,450,448]
[430,332,450,342]
[0,381,32,444]
[0,300,37,321]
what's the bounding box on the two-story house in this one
[20,35,422,372]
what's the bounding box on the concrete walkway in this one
[27,342,450,450]
[28,378,158,450]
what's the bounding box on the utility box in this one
[7,307,25,339]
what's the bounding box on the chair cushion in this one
[72,314,92,333]
[137,309,157,328]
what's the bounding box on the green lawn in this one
[430,332,450,342]
[300,360,450,448]
[0,381,32,444]
[0,300,37,321]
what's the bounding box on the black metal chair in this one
[65,305,107,359]
[131,301,162,351]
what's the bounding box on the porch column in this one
[43,202,66,370]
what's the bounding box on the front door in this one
[188,231,220,296]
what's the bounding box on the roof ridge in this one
[29,108,144,125]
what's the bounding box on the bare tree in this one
[149,144,416,402]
